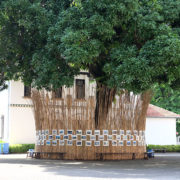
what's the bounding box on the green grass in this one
[9,144,35,153]
[147,145,180,152]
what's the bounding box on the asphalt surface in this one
[0,153,180,180]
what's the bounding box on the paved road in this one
[0,153,180,180]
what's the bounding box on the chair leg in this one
[132,153,135,160]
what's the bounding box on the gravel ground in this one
[0,153,180,180]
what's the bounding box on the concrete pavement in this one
[0,153,180,180]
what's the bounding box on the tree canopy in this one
[151,84,180,114]
[0,0,180,93]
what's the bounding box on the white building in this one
[146,104,179,145]
[0,79,179,145]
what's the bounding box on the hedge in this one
[4,144,180,153]
[147,145,180,152]
[9,144,35,153]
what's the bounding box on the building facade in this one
[0,77,179,145]
[146,104,179,145]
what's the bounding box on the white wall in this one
[10,81,32,105]
[0,83,9,141]
[146,117,177,145]
[9,106,35,144]
[9,81,35,144]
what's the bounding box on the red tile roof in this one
[147,104,180,118]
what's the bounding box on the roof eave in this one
[147,116,180,119]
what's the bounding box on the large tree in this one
[0,0,180,126]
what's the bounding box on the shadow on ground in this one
[0,153,180,179]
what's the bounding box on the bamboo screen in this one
[31,89,152,160]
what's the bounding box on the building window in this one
[24,85,31,97]
[76,79,85,99]
[53,87,62,98]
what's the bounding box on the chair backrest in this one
[147,149,153,153]
[3,143,9,154]
[28,149,34,152]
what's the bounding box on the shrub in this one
[147,145,180,152]
[0,140,6,143]
[9,144,35,153]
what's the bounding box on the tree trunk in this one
[95,82,116,128]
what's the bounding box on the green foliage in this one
[151,85,180,114]
[9,144,35,153]
[0,140,6,143]
[147,145,180,152]
[0,0,77,90]
[0,0,180,93]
